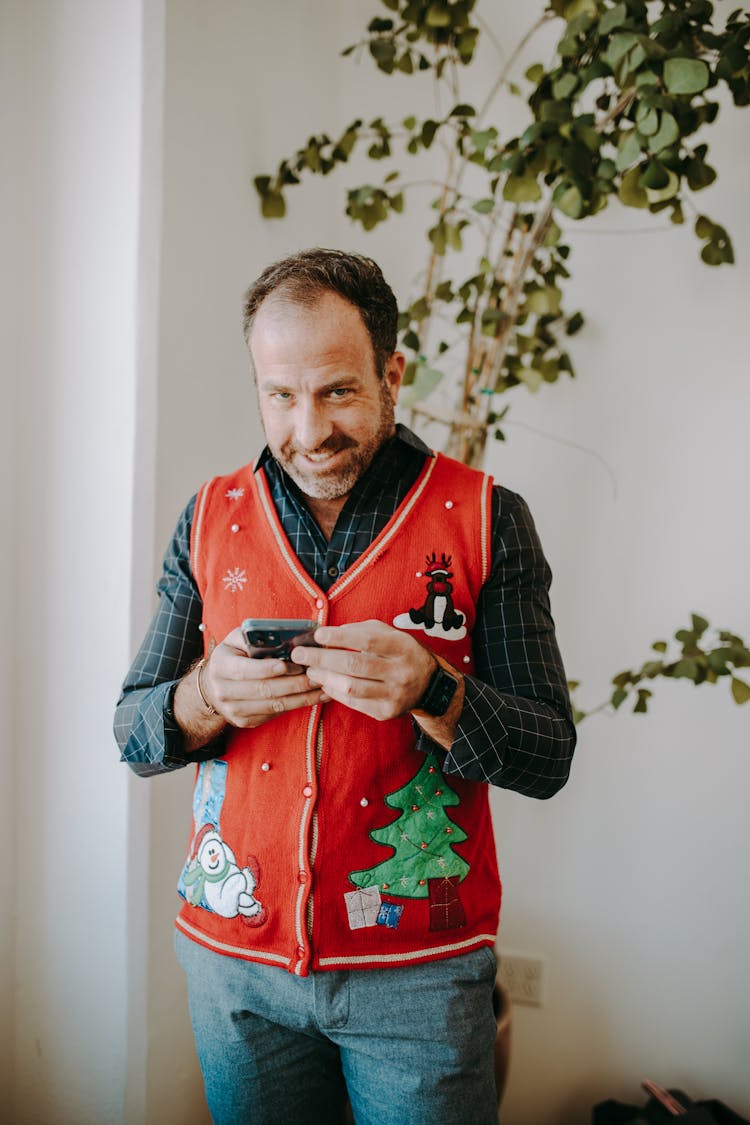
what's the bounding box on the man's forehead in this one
[254,288,359,328]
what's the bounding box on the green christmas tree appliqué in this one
[349,755,469,899]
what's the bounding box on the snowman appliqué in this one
[182,823,267,925]
[393,552,467,640]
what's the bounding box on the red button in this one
[303,785,313,798]
[296,946,306,960]
[298,871,308,884]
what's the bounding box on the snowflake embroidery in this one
[437,856,447,869]
[222,567,248,593]
[225,487,245,501]
[400,833,410,843]
[426,810,435,820]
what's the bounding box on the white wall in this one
[0,0,22,1102]
[3,1,154,1121]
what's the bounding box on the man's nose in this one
[295,400,333,451]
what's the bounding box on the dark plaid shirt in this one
[114,426,576,796]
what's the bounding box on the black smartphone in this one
[241,618,320,661]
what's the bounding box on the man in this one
[115,248,576,1124]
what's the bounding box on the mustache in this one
[292,434,357,456]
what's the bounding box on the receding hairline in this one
[246,287,384,378]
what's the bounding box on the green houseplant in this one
[254,0,750,718]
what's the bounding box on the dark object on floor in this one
[593,1079,750,1124]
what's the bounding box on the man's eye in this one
[272,391,292,401]
[329,387,352,398]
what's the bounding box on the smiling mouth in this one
[296,446,351,465]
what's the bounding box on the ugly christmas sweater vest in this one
[175,451,502,976]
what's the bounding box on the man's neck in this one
[303,494,348,542]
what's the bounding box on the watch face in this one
[419,666,459,717]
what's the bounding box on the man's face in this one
[250,291,404,502]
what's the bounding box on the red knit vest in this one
[175,451,502,975]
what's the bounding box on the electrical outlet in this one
[497,951,546,1007]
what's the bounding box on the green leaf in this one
[503,173,541,202]
[618,166,648,208]
[633,688,652,713]
[261,191,286,219]
[400,362,445,404]
[553,72,578,100]
[562,0,597,18]
[525,286,562,316]
[647,111,679,153]
[472,198,495,214]
[542,220,562,247]
[450,103,476,117]
[652,641,668,653]
[472,128,498,153]
[707,649,732,674]
[426,3,451,27]
[616,130,642,172]
[731,678,750,704]
[599,2,628,35]
[517,366,544,392]
[428,222,447,255]
[525,63,545,84]
[602,31,638,71]
[636,104,659,137]
[639,159,670,189]
[695,215,714,240]
[691,614,709,637]
[686,157,717,192]
[421,119,439,148]
[554,183,585,219]
[673,659,699,680]
[611,688,628,710]
[664,58,710,96]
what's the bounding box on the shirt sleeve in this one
[113,495,228,777]
[416,486,576,798]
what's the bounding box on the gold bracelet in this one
[196,658,218,716]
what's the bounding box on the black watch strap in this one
[415,663,459,717]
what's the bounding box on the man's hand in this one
[175,627,326,751]
[291,620,441,722]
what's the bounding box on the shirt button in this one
[231,523,240,533]
[297,946,306,960]
[298,871,308,884]
[316,598,324,610]
[327,565,338,579]
[302,785,313,798]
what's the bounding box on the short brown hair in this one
[242,248,398,377]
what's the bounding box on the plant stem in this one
[477,12,553,124]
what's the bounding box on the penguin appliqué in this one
[393,553,468,640]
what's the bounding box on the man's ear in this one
[384,351,406,403]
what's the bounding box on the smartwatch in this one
[415,662,459,717]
